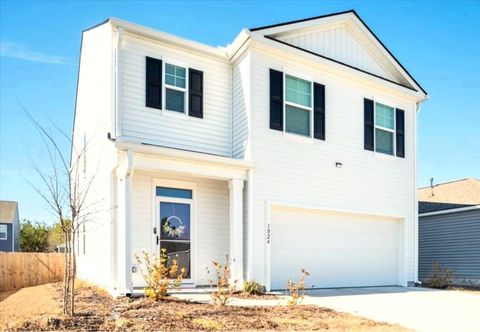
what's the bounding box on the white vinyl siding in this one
[246,48,416,286]
[232,51,251,159]
[120,33,232,157]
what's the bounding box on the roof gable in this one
[250,10,426,95]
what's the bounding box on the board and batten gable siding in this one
[119,32,232,157]
[247,47,417,285]
[130,172,230,287]
[419,210,480,284]
[278,24,395,82]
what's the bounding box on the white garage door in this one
[270,206,401,290]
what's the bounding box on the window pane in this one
[177,77,186,89]
[286,75,311,107]
[156,186,192,199]
[375,128,393,155]
[165,63,186,88]
[165,74,175,86]
[375,103,394,129]
[161,241,191,278]
[166,63,175,75]
[286,105,310,136]
[166,88,185,112]
[176,66,186,78]
[160,202,190,241]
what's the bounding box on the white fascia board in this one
[226,29,251,61]
[115,140,254,171]
[349,18,427,100]
[251,11,354,36]
[251,35,425,101]
[108,17,228,60]
[419,205,480,217]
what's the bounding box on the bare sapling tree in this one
[22,106,97,316]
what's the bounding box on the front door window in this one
[159,201,191,279]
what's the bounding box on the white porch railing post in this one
[229,178,244,288]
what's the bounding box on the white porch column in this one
[229,178,244,287]
[116,151,133,295]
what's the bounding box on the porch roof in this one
[115,140,254,180]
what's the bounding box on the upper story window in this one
[0,225,7,240]
[146,57,204,118]
[269,69,325,140]
[285,75,312,137]
[364,98,405,158]
[375,102,395,155]
[165,63,187,113]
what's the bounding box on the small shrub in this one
[429,261,453,288]
[192,318,223,331]
[206,255,237,305]
[135,249,186,301]
[286,269,310,305]
[243,280,265,295]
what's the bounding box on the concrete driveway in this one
[303,287,480,332]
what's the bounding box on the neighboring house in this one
[73,10,428,295]
[418,178,480,285]
[0,201,20,252]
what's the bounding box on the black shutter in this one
[188,68,203,118]
[396,109,405,158]
[364,98,374,151]
[269,69,283,131]
[146,57,162,109]
[313,83,325,140]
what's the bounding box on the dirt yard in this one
[0,282,409,331]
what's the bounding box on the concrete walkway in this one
[303,287,480,332]
[172,287,480,332]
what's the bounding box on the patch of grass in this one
[192,318,223,331]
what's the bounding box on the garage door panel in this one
[270,207,400,290]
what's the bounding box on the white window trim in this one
[0,225,7,240]
[163,60,189,116]
[373,99,396,157]
[282,71,314,139]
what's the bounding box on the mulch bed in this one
[12,282,407,331]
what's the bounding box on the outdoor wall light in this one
[336,162,343,168]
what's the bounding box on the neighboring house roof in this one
[418,178,480,214]
[0,201,19,223]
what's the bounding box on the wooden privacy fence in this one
[0,252,64,292]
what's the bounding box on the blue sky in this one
[1,0,479,223]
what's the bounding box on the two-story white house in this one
[72,10,428,296]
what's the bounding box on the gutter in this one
[419,205,480,217]
[115,140,254,170]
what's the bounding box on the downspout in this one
[414,101,422,285]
